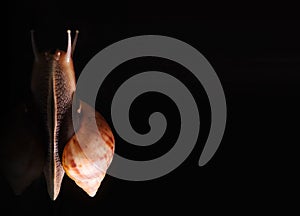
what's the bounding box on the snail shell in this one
[62,100,115,197]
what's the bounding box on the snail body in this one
[2,30,114,200]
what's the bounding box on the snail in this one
[1,30,115,200]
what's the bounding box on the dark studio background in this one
[2,1,299,215]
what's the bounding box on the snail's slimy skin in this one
[31,30,78,200]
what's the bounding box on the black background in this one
[3,1,299,215]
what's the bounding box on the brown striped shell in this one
[62,100,115,197]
